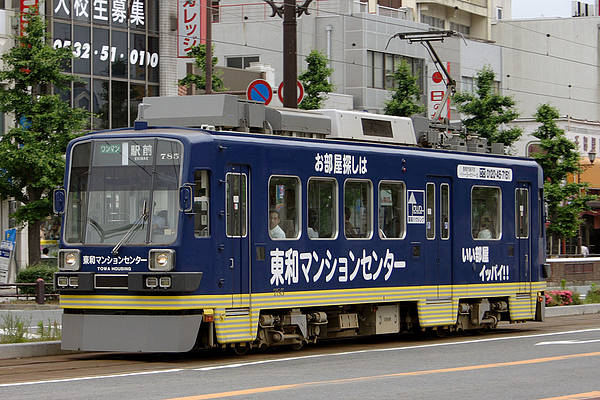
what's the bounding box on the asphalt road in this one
[0,314,599,400]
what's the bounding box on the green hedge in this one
[16,264,58,295]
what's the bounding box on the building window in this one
[373,52,384,88]
[226,56,260,69]
[212,1,220,23]
[367,51,424,92]
[421,13,445,29]
[50,0,161,129]
[472,186,501,240]
[497,7,503,20]
[462,76,474,93]
[449,22,470,35]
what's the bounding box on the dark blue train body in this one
[55,99,546,353]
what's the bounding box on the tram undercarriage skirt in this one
[61,313,203,352]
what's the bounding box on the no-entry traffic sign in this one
[278,80,304,105]
[246,79,273,105]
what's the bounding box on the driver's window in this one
[151,190,177,242]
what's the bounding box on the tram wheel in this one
[290,341,304,351]
[232,342,250,356]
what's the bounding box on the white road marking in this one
[535,339,600,346]
[2,328,600,387]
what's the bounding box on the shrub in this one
[16,263,58,295]
[545,290,573,306]
[586,284,600,304]
[572,292,582,305]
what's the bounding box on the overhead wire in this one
[175,1,600,106]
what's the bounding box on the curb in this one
[544,303,600,317]
[0,341,77,360]
[1,305,599,360]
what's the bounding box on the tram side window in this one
[515,188,529,238]
[441,183,450,240]
[378,181,405,239]
[344,180,372,239]
[472,186,501,240]
[307,178,337,239]
[426,183,435,239]
[194,170,210,237]
[269,176,300,239]
[540,189,545,238]
[226,173,247,237]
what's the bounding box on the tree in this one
[383,60,425,117]
[298,50,334,110]
[0,10,90,265]
[531,104,594,252]
[454,65,522,147]
[178,44,224,92]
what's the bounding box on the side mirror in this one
[179,185,193,213]
[53,188,66,214]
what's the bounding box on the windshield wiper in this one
[111,200,148,255]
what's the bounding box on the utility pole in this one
[264,0,314,108]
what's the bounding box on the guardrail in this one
[0,279,57,304]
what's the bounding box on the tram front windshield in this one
[64,139,183,245]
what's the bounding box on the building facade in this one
[203,0,503,114]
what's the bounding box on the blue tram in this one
[54,95,547,352]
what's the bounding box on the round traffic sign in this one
[278,81,304,105]
[246,79,273,105]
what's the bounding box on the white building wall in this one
[492,17,600,121]
[159,1,178,96]
[460,37,501,80]
[511,117,600,160]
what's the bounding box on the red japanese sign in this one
[178,0,207,57]
[20,0,38,36]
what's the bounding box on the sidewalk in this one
[1,302,599,360]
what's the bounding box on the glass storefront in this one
[50,0,160,129]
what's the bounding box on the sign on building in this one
[20,0,39,35]
[427,62,451,121]
[178,0,207,57]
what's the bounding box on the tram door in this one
[425,177,452,298]
[225,165,250,307]
[515,183,531,293]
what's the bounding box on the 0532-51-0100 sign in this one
[52,38,159,68]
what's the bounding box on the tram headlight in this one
[59,250,81,271]
[57,276,68,287]
[149,249,175,271]
[159,277,172,288]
